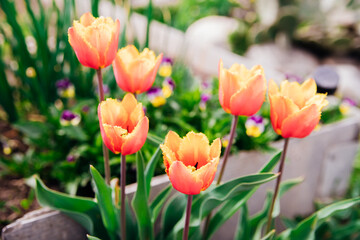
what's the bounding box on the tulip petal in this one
[229,74,266,116]
[113,54,133,92]
[280,80,306,108]
[121,93,138,115]
[102,124,126,154]
[301,78,317,102]
[281,104,320,138]
[160,144,177,174]
[128,103,145,132]
[306,94,328,111]
[164,131,181,158]
[268,79,280,96]
[178,132,210,169]
[99,99,128,127]
[79,12,95,27]
[219,60,241,113]
[193,157,219,191]
[139,54,163,93]
[121,117,149,155]
[269,95,299,134]
[68,26,100,69]
[103,19,120,68]
[209,138,221,160]
[168,161,203,195]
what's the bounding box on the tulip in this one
[218,59,267,116]
[113,45,163,94]
[268,78,328,138]
[160,131,221,195]
[68,12,120,69]
[98,93,149,155]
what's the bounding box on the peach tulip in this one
[160,131,221,195]
[268,79,328,138]
[218,59,267,116]
[98,93,149,155]
[113,45,163,94]
[68,12,120,69]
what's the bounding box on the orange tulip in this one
[160,131,221,195]
[113,45,163,94]
[268,79,328,138]
[218,59,267,116]
[68,12,120,69]
[98,93,149,155]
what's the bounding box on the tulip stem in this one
[217,115,239,185]
[97,68,111,184]
[203,115,239,238]
[265,138,290,233]
[183,194,193,240]
[121,154,126,240]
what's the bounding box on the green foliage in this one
[90,166,120,240]
[35,176,108,238]
[131,152,153,240]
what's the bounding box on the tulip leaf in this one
[165,151,282,240]
[277,197,360,240]
[161,193,187,240]
[261,230,276,240]
[227,177,303,240]
[147,133,164,145]
[35,176,108,239]
[144,146,162,198]
[234,205,250,240]
[166,173,278,240]
[109,180,138,240]
[87,235,102,240]
[204,151,285,239]
[253,218,268,240]
[90,166,120,240]
[150,184,172,223]
[131,151,154,240]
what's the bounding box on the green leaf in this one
[273,177,304,218]
[168,173,278,240]
[253,218,268,240]
[145,147,162,198]
[131,151,153,240]
[249,178,303,238]
[147,133,164,145]
[261,230,276,240]
[87,235,102,240]
[58,125,88,141]
[14,121,51,141]
[234,205,250,240]
[277,197,360,240]
[204,152,283,239]
[90,166,120,240]
[35,177,107,238]
[150,184,172,223]
[161,193,187,240]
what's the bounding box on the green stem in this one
[121,154,126,240]
[144,0,153,49]
[96,68,111,184]
[183,194,193,240]
[203,115,239,237]
[265,138,290,233]
[217,115,239,185]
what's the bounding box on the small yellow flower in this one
[26,67,36,78]
[151,96,166,107]
[246,126,262,137]
[159,65,172,77]
[162,85,173,98]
